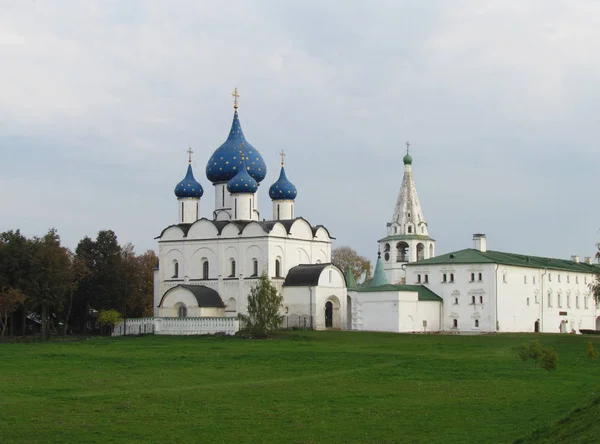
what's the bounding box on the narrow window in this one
[535,293,539,304]
[450,273,455,282]
[249,198,252,219]
[527,297,530,306]
[172,260,179,278]
[234,198,237,219]
[230,260,236,277]
[424,274,429,283]
[328,270,332,283]
[533,276,536,285]
[394,226,397,234]
[453,319,458,328]
[524,276,527,284]
[576,276,579,284]
[471,295,476,305]
[557,293,562,308]
[442,273,447,282]
[202,261,209,279]
[470,273,475,281]
[502,273,507,283]
[567,294,571,308]
[408,226,412,233]
[178,305,187,318]
[558,274,561,283]
[454,297,459,305]
[417,274,421,283]
[196,202,199,218]
[585,297,589,309]
[222,186,225,206]
[475,319,479,328]
[277,204,280,220]
[549,273,552,282]
[181,202,184,222]
[567,275,570,283]
[253,259,258,276]
[275,259,281,278]
[576,296,580,309]
[478,273,482,281]
[479,295,483,304]
[548,292,552,307]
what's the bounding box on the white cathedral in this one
[153,92,599,334]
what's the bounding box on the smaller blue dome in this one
[174,164,203,198]
[227,161,258,194]
[269,166,297,200]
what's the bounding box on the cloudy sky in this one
[1,0,599,263]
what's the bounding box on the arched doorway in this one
[325,302,333,328]
[559,320,567,333]
[534,320,540,333]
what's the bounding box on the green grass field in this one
[1,331,599,443]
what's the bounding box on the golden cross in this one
[232,88,240,109]
[187,147,194,163]
[280,150,286,166]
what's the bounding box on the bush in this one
[517,339,558,371]
[98,309,123,335]
[541,348,558,371]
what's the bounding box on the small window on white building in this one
[478,273,482,282]
[252,259,259,277]
[417,274,421,283]
[548,291,552,307]
[585,296,589,309]
[548,273,552,282]
[452,319,458,328]
[576,276,579,284]
[470,273,475,282]
[533,276,536,285]
[479,295,483,304]
[450,273,455,283]
[172,260,179,279]
[471,296,476,305]
[177,304,187,318]
[474,319,479,328]
[230,260,236,277]
[202,260,209,280]
[454,297,459,305]
[576,295,580,309]
[524,276,527,285]
[275,259,281,278]
[408,226,413,234]
[329,270,332,283]
[567,294,571,308]
[567,275,570,283]
[503,273,507,283]
[558,274,561,283]
[424,274,429,284]
[526,297,530,306]
[442,273,447,283]
[557,293,562,308]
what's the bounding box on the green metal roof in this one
[345,265,357,290]
[379,234,435,243]
[369,257,389,287]
[356,283,442,301]
[411,248,598,273]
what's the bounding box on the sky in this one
[1,0,600,264]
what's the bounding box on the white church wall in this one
[352,291,402,332]
[189,247,217,279]
[187,219,219,239]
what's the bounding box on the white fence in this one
[112,317,239,337]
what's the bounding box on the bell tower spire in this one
[378,143,435,284]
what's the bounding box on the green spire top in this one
[345,266,357,290]
[403,141,413,165]
[369,252,389,287]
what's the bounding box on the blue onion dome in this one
[269,166,297,200]
[206,109,267,184]
[174,164,203,198]
[227,155,258,194]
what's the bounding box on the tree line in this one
[0,229,156,341]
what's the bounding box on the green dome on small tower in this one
[403,141,413,165]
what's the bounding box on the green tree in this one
[98,309,123,335]
[0,287,26,341]
[541,348,558,371]
[332,247,371,283]
[238,274,283,338]
[62,253,90,338]
[528,339,543,369]
[590,242,600,305]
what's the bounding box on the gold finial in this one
[187,147,194,163]
[232,87,240,109]
[406,141,410,154]
[280,150,286,166]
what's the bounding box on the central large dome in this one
[205,109,267,184]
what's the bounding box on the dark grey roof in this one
[156,217,335,240]
[159,284,225,308]
[284,263,332,287]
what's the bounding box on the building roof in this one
[368,256,389,287]
[344,266,357,290]
[379,234,435,243]
[174,164,204,199]
[159,284,225,308]
[411,248,599,273]
[284,263,332,287]
[355,283,442,301]
[156,217,334,240]
[269,166,297,201]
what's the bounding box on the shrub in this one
[541,348,558,371]
[517,339,558,371]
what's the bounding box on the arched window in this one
[275,259,281,278]
[408,226,413,234]
[384,243,390,252]
[475,319,479,328]
[557,292,562,308]
[230,260,236,277]
[202,261,209,280]
[177,305,187,318]
[470,273,475,281]
[471,296,476,305]
[442,273,447,283]
[450,273,454,282]
[424,274,429,283]
[454,297,458,305]
[417,274,421,283]
[172,260,179,278]
[478,273,482,281]
[526,297,530,306]
[479,295,483,304]
[547,291,552,307]
[252,259,259,277]
[453,319,458,328]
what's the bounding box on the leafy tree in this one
[121,245,157,318]
[238,274,283,338]
[541,348,558,371]
[590,242,600,305]
[62,254,90,338]
[587,342,596,360]
[98,309,123,335]
[0,287,25,341]
[332,247,371,282]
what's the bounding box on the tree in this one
[62,254,90,338]
[590,242,600,305]
[0,287,25,341]
[98,309,123,335]
[541,348,558,371]
[238,274,283,338]
[332,247,371,282]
